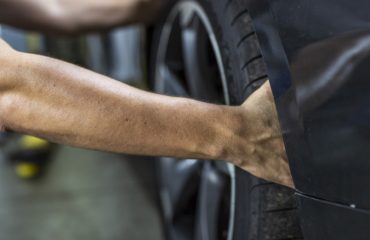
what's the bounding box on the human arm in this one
[0,39,293,188]
[0,0,162,34]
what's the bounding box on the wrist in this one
[206,105,254,162]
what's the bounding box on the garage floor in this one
[0,145,164,240]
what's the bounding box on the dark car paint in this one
[240,0,370,238]
[297,194,370,239]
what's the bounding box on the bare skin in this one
[0,40,293,188]
[0,0,162,34]
[0,0,293,187]
[239,83,293,187]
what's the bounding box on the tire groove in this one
[274,237,304,240]
[241,54,262,70]
[243,74,268,92]
[237,31,255,48]
[264,207,298,213]
[249,182,275,194]
[230,9,249,26]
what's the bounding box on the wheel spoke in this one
[195,162,230,240]
[159,158,202,220]
[180,13,216,101]
[158,64,188,97]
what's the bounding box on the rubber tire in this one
[150,0,304,239]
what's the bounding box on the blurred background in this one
[0,25,164,240]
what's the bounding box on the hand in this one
[230,82,294,188]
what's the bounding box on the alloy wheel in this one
[154,1,236,239]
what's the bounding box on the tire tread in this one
[225,1,304,239]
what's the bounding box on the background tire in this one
[150,0,303,239]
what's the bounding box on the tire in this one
[150,0,303,239]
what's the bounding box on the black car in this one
[150,0,370,239]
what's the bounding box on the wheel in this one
[150,0,303,239]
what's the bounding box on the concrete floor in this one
[0,146,164,240]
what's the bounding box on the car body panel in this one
[243,0,370,237]
[297,193,370,240]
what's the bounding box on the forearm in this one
[0,0,161,34]
[0,51,243,160]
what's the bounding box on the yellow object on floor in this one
[11,136,52,179]
[20,136,50,149]
[15,163,40,179]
